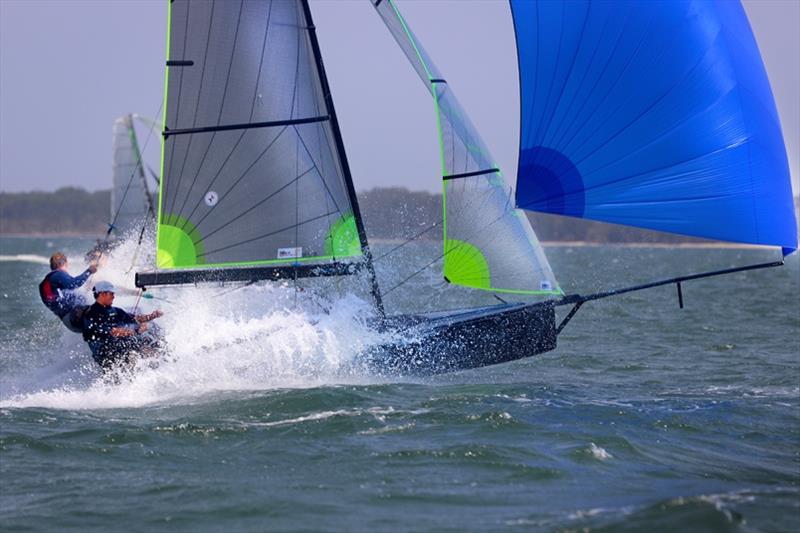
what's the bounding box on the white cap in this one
[93,281,116,294]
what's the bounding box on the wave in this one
[0,254,49,264]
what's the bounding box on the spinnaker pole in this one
[555,259,786,334]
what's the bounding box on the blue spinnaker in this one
[511,0,797,255]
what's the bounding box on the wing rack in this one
[135,261,363,288]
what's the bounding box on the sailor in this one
[82,281,164,371]
[39,252,98,333]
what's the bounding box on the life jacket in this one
[39,271,58,307]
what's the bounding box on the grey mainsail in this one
[150,0,372,287]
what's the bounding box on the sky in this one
[0,0,798,196]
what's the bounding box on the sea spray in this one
[1,233,392,409]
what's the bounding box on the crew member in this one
[39,252,98,332]
[82,281,164,371]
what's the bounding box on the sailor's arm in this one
[51,266,95,290]
[110,327,137,337]
[71,263,98,288]
[135,310,163,323]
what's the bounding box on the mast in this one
[300,0,385,317]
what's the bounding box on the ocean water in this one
[1,235,798,532]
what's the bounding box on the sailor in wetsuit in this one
[39,252,98,332]
[82,281,164,371]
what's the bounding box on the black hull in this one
[362,301,557,375]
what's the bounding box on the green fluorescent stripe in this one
[449,282,564,297]
[159,254,363,271]
[388,1,433,80]
[155,0,172,266]
[476,286,563,296]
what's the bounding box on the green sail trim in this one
[324,213,362,258]
[444,238,564,295]
[157,214,205,268]
[155,0,172,268]
[444,239,491,289]
[157,213,364,270]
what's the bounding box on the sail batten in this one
[512,0,798,255]
[443,168,501,181]
[163,115,330,137]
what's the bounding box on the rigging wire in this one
[372,219,442,263]
[377,184,530,298]
[381,253,443,298]
[105,102,163,242]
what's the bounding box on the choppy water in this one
[1,235,798,532]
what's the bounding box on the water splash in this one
[589,442,613,460]
[1,233,393,410]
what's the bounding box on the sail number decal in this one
[278,247,303,259]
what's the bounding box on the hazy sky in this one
[0,0,797,195]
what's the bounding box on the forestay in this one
[156,0,364,272]
[511,0,798,256]
[372,0,561,295]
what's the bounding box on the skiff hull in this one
[363,301,557,375]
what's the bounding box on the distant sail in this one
[511,0,797,256]
[373,0,560,295]
[111,115,155,237]
[157,0,363,271]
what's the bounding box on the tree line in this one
[1,188,111,235]
[2,186,706,243]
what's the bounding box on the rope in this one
[124,221,149,274]
[130,288,144,315]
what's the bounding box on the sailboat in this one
[133,0,796,375]
[109,114,160,240]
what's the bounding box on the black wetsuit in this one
[82,303,148,369]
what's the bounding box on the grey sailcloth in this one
[157,0,362,270]
[111,115,155,237]
[372,0,560,295]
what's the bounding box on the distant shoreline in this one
[0,233,766,249]
[364,237,766,249]
[4,187,795,245]
[542,241,765,249]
